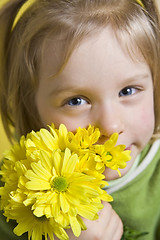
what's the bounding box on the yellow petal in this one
[96,162,104,170]
[25,139,36,149]
[30,161,52,181]
[25,169,41,181]
[44,205,52,218]
[83,185,99,198]
[69,215,81,237]
[100,192,113,202]
[76,215,87,230]
[62,149,78,175]
[40,128,56,151]
[117,169,121,176]
[110,132,118,143]
[90,131,100,144]
[52,150,63,175]
[59,124,68,138]
[26,180,50,190]
[39,150,52,172]
[33,206,44,217]
[60,193,69,213]
[77,204,98,220]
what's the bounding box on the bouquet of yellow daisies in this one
[0,124,131,240]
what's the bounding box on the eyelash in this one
[62,86,141,107]
[63,96,89,107]
[119,86,141,97]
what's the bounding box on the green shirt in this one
[109,140,160,240]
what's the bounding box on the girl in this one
[0,0,160,239]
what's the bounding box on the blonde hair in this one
[0,0,160,141]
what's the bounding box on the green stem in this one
[121,226,149,240]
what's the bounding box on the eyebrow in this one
[49,73,151,96]
[49,85,88,96]
[122,73,151,84]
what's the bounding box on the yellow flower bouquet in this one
[0,124,131,240]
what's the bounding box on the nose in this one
[91,102,125,138]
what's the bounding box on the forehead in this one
[38,25,145,81]
[37,26,151,94]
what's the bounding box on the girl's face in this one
[36,27,155,180]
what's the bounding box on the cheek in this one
[39,111,89,132]
[137,103,155,139]
[52,118,89,132]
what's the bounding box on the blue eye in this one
[119,87,137,97]
[67,97,87,106]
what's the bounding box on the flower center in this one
[105,152,113,162]
[52,176,68,192]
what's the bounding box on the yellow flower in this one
[67,125,100,152]
[0,136,26,183]
[0,124,131,240]
[4,201,68,240]
[0,137,29,208]
[94,133,131,176]
[24,148,112,237]
[26,123,70,155]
